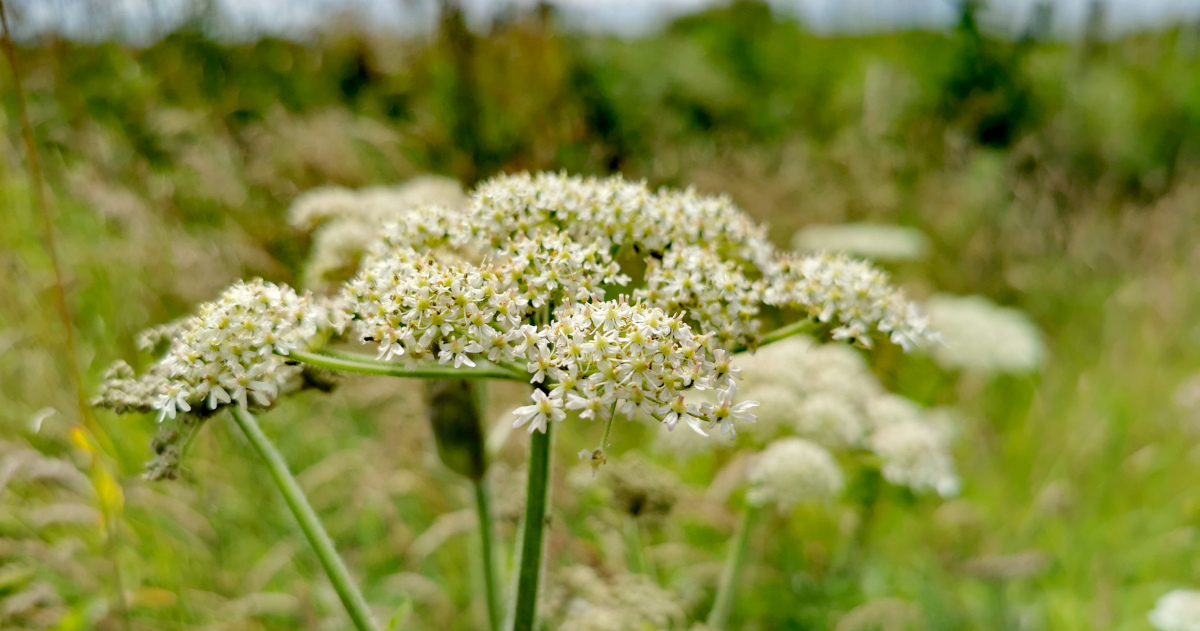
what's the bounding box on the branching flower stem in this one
[736,318,818,354]
[286,349,527,381]
[707,503,758,630]
[230,408,382,631]
[508,418,553,631]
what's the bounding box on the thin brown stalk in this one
[0,5,129,629]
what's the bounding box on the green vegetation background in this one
[2,2,1200,629]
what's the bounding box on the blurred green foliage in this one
[3,1,1200,629]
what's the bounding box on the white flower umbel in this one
[791,222,930,262]
[766,252,935,350]
[1150,589,1200,631]
[746,437,844,511]
[96,279,322,422]
[924,293,1044,373]
[868,418,960,497]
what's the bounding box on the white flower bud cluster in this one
[1149,589,1200,631]
[766,252,935,350]
[747,437,845,511]
[923,293,1044,373]
[95,280,323,422]
[512,300,756,435]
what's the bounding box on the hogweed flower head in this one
[747,437,844,511]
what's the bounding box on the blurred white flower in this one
[546,566,686,631]
[792,222,929,262]
[1150,589,1200,631]
[924,293,1044,373]
[868,419,960,497]
[747,437,844,511]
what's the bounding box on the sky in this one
[9,0,1200,42]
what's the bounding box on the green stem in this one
[736,319,817,354]
[707,503,757,630]
[474,478,503,631]
[623,517,650,575]
[508,423,553,631]
[599,411,617,449]
[287,349,525,381]
[230,409,382,631]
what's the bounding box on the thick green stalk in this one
[508,423,553,631]
[287,349,525,381]
[707,504,757,630]
[736,319,817,354]
[230,409,382,631]
[474,478,503,631]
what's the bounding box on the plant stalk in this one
[474,478,503,631]
[707,503,757,630]
[507,422,553,631]
[623,517,650,575]
[287,349,525,381]
[230,408,381,631]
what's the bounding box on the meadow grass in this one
[2,4,1200,629]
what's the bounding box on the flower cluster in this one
[747,437,845,511]
[1149,589,1200,631]
[923,293,1044,373]
[512,300,756,435]
[94,280,322,422]
[765,252,935,350]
